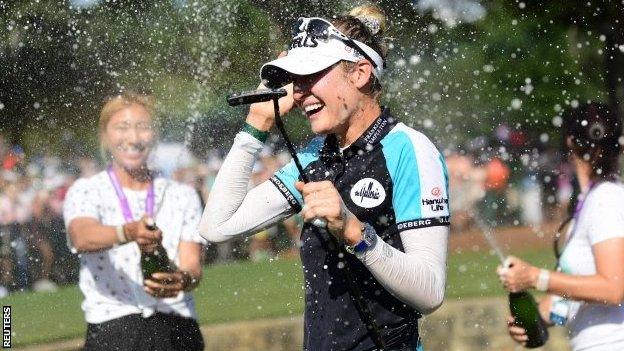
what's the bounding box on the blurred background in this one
[1,0,623,350]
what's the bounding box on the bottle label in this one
[549,295,570,326]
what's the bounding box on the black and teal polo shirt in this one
[269,108,450,350]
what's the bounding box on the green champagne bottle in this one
[509,291,549,348]
[141,218,177,281]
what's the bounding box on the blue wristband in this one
[353,240,371,253]
[345,223,377,254]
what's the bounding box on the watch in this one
[345,223,377,254]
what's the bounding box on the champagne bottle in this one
[509,291,549,348]
[141,218,177,281]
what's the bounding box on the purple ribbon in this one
[565,181,597,245]
[573,182,595,217]
[107,166,154,223]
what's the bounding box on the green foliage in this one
[0,0,621,154]
[473,3,604,134]
[383,1,608,148]
[0,0,278,155]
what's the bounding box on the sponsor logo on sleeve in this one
[350,178,386,208]
[421,198,448,212]
[422,186,448,212]
[270,176,300,209]
[431,187,442,197]
[396,216,450,230]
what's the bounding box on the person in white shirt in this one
[63,91,205,350]
[498,102,624,351]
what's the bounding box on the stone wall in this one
[204,316,304,351]
[16,297,571,351]
[204,296,572,351]
[420,297,570,351]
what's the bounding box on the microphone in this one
[226,88,287,107]
[225,87,328,229]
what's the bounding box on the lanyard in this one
[567,181,597,240]
[106,166,154,223]
[556,182,597,267]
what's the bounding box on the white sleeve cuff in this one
[235,131,265,154]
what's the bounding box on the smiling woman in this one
[62,91,206,350]
[97,92,157,165]
[201,4,450,351]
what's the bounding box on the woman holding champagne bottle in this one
[63,91,205,350]
[497,102,624,350]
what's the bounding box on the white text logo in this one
[350,178,386,208]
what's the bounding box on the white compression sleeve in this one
[202,133,447,314]
[199,132,294,242]
[356,225,449,315]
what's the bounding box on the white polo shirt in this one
[559,181,624,350]
[63,171,205,324]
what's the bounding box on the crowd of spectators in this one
[0,136,303,296]
[445,128,573,232]
[0,128,575,297]
[0,135,85,296]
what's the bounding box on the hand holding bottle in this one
[122,215,162,252]
[506,316,529,346]
[137,217,177,284]
[497,256,541,292]
[144,271,195,298]
[505,296,553,347]
[498,256,550,348]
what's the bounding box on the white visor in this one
[260,18,385,88]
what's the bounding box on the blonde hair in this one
[98,91,157,159]
[348,4,388,42]
[332,4,389,97]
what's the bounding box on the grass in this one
[6,247,555,347]
[446,246,556,299]
[8,257,305,347]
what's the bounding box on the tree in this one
[520,0,624,116]
[0,0,278,155]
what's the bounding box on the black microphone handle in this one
[226,88,287,106]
